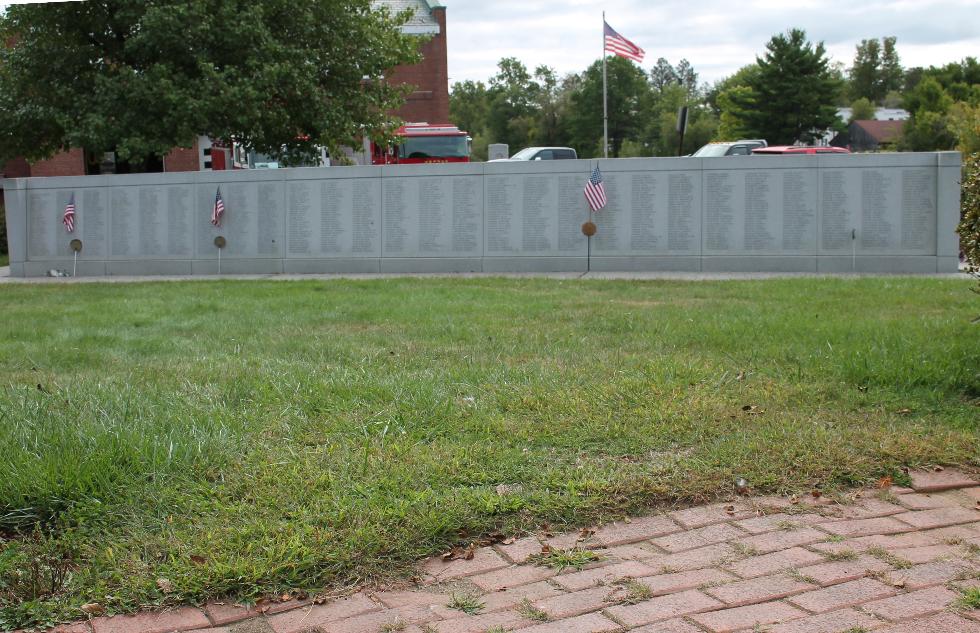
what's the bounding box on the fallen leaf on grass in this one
[80,603,105,616]
[741,405,765,415]
[811,490,822,499]
[190,554,206,565]
[877,476,893,489]
[540,544,553,555]
[156,578,174,594]
[896,408,912,415]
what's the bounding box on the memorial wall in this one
[2,152,962,277]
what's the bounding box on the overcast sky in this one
[444,0,980,86]
[2,0,978,88]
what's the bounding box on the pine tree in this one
[731,29,843,145]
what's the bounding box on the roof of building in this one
[373,0,442,35]
[851,119,905,143]
[836,107,910,122]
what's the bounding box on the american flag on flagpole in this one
[604,21,645,63]
[584,166,607,212]
[211,187,224,227]
[63,193,76,233]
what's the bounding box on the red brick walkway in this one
[33,469,980,633]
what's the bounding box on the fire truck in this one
[370,123,471,165]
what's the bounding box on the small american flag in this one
[63,193,76,233]
[211,187,224,227]
[604,21,645,63]
[584,166,607,212]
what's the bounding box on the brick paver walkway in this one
[29,469,980,633]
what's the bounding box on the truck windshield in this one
[691,144,732,157]
[399,136,469,159]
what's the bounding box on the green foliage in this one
[958,153,980,287]
[850,38,882,102]
[0,0,420,165]
[849,37,903,103]
[727,29,843,145]
[949,102,980,154]
[900,77,956,151]
[529,548,603,572]
[955,586,980,610]
[447,593,484,615]
[568,56,652,157]
[849,98,877,122]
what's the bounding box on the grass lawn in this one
[0,277,978,628]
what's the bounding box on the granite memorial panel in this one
[286,177,381,258]
[591,169,701,256]
[196,180,284,259]
[382,174,482,258]
[703,167,817,255]
[484,167,589,257]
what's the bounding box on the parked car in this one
[490,147,578,162]
[690,140,768,157]
[752,146,850,155]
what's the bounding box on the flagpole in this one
[602,11,609,159]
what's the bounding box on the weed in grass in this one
[731,542,759,559]
[775,520,800,531]
[484,627,506,633]
[843,628,870,633]
[529,548,602,572]
[2,277,979,629]
[824,550,859,562]
[613,578,653,605]
[962,542,980,557]
[380,621,407,633]
[517,599,549,622]
[447,593,485,615]
[659,566,680,575]
[825,535,846,543]
[955,587,980,610]
[866,546,913,569]
[875,490,901,505]
[787,569,819,585]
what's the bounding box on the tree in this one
[728,29,842,145]
[949,102,980,154]
[485,57,540,151]
[566,56,652,157]
[900,77,956,151]
[850,38,882,102]
[650,58,679,93]
[880,37,903,96]
[0,0,420,167]
[450,80,490,140]
[849,97,876,122]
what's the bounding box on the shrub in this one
[958,153,980,291]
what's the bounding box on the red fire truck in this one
[370,123,471,165]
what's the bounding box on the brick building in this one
[1,0,450,182]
